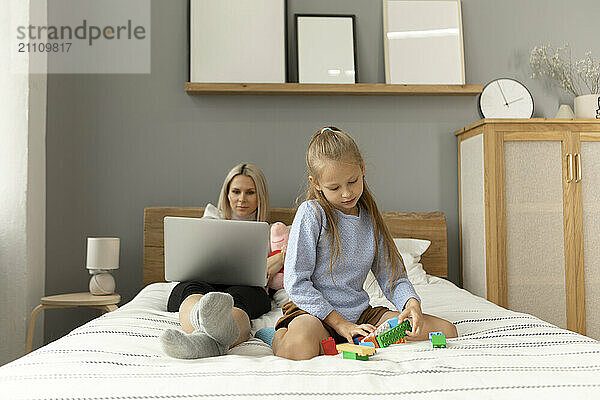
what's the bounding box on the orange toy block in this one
[361,336,380,348]
[336,343,376,356]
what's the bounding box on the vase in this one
[555,104,575,119]
[574,94,600,119]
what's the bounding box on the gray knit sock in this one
[160,328,226,359]
[160,292,240,359]
[190,292,239,347]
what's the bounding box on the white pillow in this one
[363,238,431,302]
[394,238,430,285]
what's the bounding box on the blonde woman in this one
[161,163,284,359]
[272,127,457,360]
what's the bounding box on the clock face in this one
[479,78,534,118]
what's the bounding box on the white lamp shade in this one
[86,237,120,270]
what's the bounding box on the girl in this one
[272,127,457,360]
[161,162,285,359]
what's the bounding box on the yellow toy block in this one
[336,343,376,356]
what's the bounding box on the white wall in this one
[0,0,46,365]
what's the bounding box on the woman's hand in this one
[398,298,423,339]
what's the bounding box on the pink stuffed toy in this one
[268,222,289,290]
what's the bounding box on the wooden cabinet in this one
[456,119,600,339]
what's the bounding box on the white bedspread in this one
[2,277,599,399]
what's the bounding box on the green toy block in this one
[431,334,446,348]
[342,351,368,361]
[376,320,412,348]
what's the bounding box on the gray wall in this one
[44,0,600,344]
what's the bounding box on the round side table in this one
[25,292,121,354]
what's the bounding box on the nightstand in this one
[25,292,121,354]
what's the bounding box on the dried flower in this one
[530,44,600,96]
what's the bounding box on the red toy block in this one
[321,337,338,355]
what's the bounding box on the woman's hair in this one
[217,162,270,222]
[301,126,405,291]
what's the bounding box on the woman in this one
[160,163,284,359]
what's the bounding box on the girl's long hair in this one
[217,162,270,222]
[300,126,405,291]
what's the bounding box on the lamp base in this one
[89,272,116,295]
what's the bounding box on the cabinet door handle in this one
[575,153,582,182]
[566,153,574,183]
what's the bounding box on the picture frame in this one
[295,14,358,84]
[383,0,465,84]
[189,0,287,83]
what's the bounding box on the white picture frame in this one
[296,15,357,84]
[383,0,465,84]
[190,0,286,83]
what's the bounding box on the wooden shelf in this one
[185,82,482,96]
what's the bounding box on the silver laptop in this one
[164,217,269,286]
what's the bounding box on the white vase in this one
[574,94,600,119]
[555,104,575,119]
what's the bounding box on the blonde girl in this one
[272,127,457,360]
[161,163,285,359]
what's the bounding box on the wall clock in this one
[479,78,534,118]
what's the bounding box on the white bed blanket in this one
[1,277,599,399]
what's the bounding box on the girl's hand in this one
[398,298,423,339]
[335,321,376,344]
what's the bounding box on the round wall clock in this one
[479,78,534,118]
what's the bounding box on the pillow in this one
[393,238,430,285]
[363,238,431,303]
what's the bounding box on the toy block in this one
[428,331,443,340]
[359,341,375,348]
[321,337,338,355]
[363,316,401,342]
[431,334,446,348]
[377,320,412,348]
[393,337,406,344]
[373,321,392,336]
[342,351,368,361]
[399,319,412,333]
[353,335,365,345]
[336,343,376,356]
[360,336,379,348]
[364,320,391,341]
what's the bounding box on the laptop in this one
[163,216,269,286]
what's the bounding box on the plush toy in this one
[268,222,289,290]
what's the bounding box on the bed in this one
[2,207,599,399]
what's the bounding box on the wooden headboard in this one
[143,207,448,286]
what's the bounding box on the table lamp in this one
[86,237,120,295]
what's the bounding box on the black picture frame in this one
[293,14,358,84]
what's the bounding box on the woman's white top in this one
[202,203,257,221]
[202,203,269,252]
